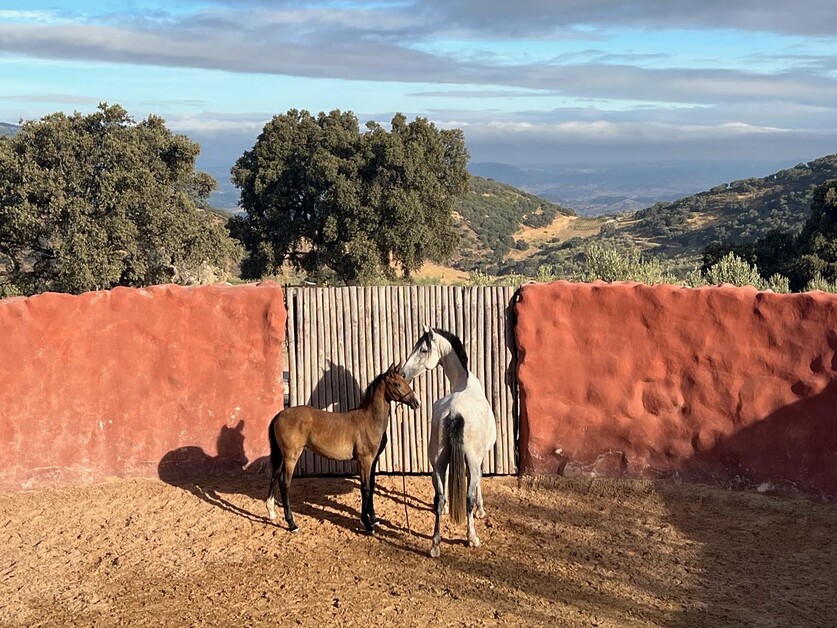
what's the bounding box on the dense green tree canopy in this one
[229,109,469,283]
[0,104,240,296]
[788,179,837,288]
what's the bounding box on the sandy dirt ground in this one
[1,473,836,627]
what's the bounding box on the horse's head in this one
[402,325,444,381]
[383,362,420,409]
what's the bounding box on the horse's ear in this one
[394,361,402,374]
[422,324,430,334]
[387,362,396,373]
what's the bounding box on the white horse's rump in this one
[402,327,496,557]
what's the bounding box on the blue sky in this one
[1,0,837,166]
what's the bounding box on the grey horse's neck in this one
[438,338,469,391]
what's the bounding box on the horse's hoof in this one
[429,545,440,558]
[288,524,299,533]
[468,536,481,548]
[475,508,486,519]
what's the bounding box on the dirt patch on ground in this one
[506,216,605,261]
[2,474,836,626]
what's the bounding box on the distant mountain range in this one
[0,122,19,137]
[208,159,797,216]
[469,159,800,217]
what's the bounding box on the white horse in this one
[402,326,496,558]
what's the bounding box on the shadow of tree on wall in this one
[513,373,837,624]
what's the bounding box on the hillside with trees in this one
[630,154,837,252]
[469,155,837,289]
[453,176,574,269]
[6,101,837,294]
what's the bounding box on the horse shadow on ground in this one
[157,361,430,536]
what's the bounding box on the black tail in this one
[268,413,283,473]
[446,413,467,525]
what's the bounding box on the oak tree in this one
[0,104,241,296]
[229,109,468,283]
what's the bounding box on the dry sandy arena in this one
[2,473,836,627]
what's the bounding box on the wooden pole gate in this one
[284,285,518,475]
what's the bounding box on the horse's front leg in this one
[358,454,376,534]
[368,433,387,527]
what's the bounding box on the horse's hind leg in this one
[279,452,301,532]
[475,481,485,519]
[443,468,449,515]
[465,454,483,548]
[429,455,449,558]
[266,469,280,520]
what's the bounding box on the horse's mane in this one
[432,328,468,370]
[360,371,388,408]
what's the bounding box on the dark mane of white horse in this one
[431,328,468,371]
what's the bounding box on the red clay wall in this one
[0,283,286,491]
[515,281,837,496]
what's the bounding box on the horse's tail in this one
[268,413,283,473]
[446,413,467,525]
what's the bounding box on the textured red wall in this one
[515,281,837,496]
[0,283,286,491]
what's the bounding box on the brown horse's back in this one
[273,406,358,461]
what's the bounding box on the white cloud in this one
[2,1,836,167]
[0,10,63,24]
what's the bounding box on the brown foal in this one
[266,362,419,534]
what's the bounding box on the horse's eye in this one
[420,347,429,354]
